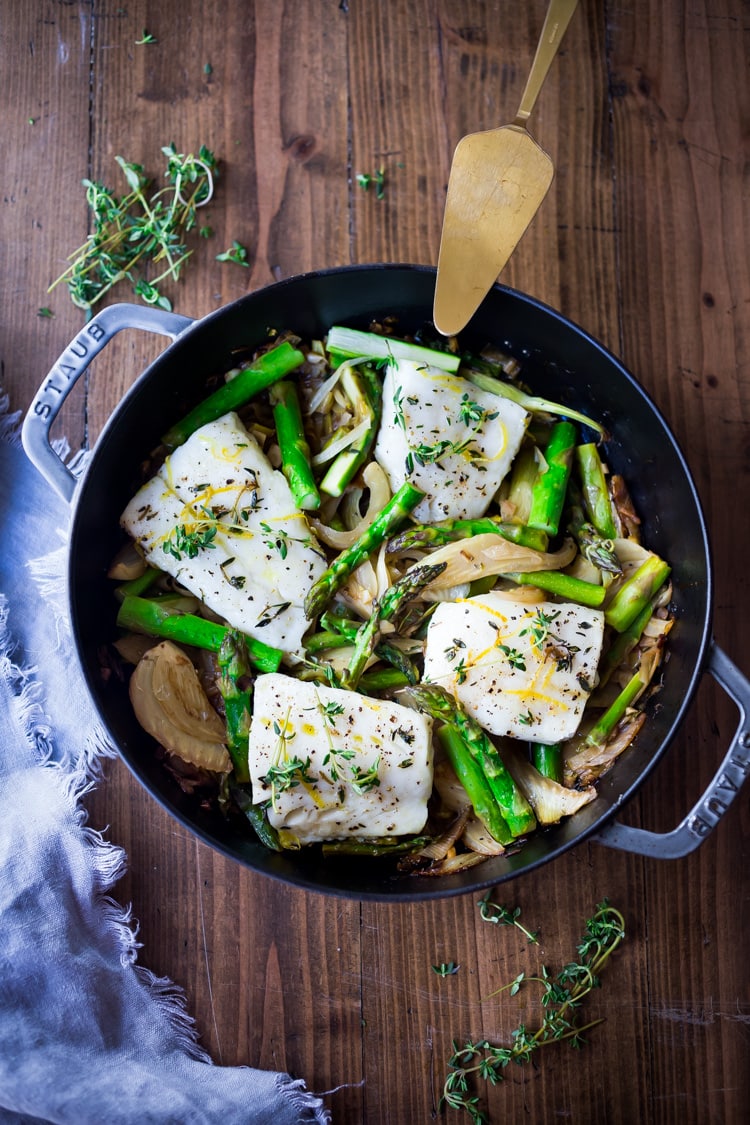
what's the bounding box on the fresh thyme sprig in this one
[216,239,250,267]
[477,894,539,943]
[350,756,381,794]
[162,522,217,561]
[519,607,561,648]
[356,167,386,199]
[401,393,499,476]
[48,144,219,315]
[442,901,625,1123]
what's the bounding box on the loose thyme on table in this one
[440,898,625,1123]
[47,144,237,316]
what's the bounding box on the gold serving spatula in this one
[433,0,579,337]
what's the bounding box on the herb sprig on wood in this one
[48,144,219,315]
[442,899,625,1122]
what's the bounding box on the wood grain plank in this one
[0,1,93,446]
[606,2,750,1123]
[4,2,748,1123]
[79,0,361,1108]
[348,0,451,266]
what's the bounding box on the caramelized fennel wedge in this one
[129,641,231,772]
[415,534,577,589]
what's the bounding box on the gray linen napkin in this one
[0,397,330,1125]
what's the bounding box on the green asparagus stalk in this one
[343,562,446,689]
[357,667,411,692]
[566,481,622,575]
[304,481,424,620]
[321,836,431,858]
[531,742,563,784]
[583,670,643,747]
[388,517,548,554]
[407,684,536,838]
[319,610,419,683]
[114,565,160,601]
[598,598,655,687]
[326,325,461,373]
[527,420,578,536]
[161,339,305,449]
[269,380,320,510]
[116,594,283,673]
[217,630,253,782]
[466,370,606,437]
[437,726,513,846]
[604,555,671,633]
[576,443,617,538]
[371,641,419,684]
[229,782,282,851]
[304,630,352,653]
[504,569,606,608]
[319,364,382,497]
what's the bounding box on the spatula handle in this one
[514,0,579,127]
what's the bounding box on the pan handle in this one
[593,641,750,858]
[21,303,193,504]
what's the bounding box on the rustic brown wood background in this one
[3,1,749,1122]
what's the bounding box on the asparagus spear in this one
[321,836,431,857]
[114,565,160,601]
[532,742,563,784]
[304,481,424,619]
[566,481,622,575]
[388,517,548,554]
[319,364,382,497]
[343,562,446,689]
[357,667,411,692]
[304,630,353,653]
[161,339,305,449]
[583,670,644,747]
[269,380,320,510]
[604,554,671,633]
[504,569,606,608]
[598,598,654,687]
[318,610,419,683]
[437,726,513,846]
[116,594,283,673]
[576,443,617,538]
[527,420,578,536]
[217,630,253,782]
[229,782,282,851]
[406,684,536,838]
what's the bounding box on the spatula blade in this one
[434,125,554,337]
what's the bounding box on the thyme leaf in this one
[433,961,460,977]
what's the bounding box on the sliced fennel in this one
[326,326,461,373]
[467,370,606,437]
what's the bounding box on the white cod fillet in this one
[120,412,326,659]
[373,358,528,521]
[249,673,434,843]
[423,592,605,743]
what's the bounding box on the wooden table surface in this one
[3,2,749,1122]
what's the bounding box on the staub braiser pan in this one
[22,265,750,901]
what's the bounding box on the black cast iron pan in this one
[22,265,750,901]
